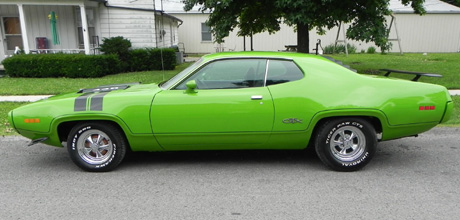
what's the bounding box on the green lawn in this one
[0,102,25,136]
[1,53,459,95]
[330,53,460,89]
[0,63,191,95]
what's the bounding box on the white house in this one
[0,0,182,62]
[165,0,460,54]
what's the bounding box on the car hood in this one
[9,82,162,134]
[42,82,161,102]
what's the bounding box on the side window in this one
[266,60,304,86]
[175,59,266,90]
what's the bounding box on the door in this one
[2,17,23,55]
[151,58,274,150]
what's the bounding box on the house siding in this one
[392,14,460,53]
[24,5,78,50]
[171,12,460,54]
[99,7,156,48]
[98,3,179,48]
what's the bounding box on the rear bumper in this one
[441,101,454,123]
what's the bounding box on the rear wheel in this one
[315,118,377,171]
[67,122,127,172]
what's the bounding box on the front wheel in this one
[314,118,377,171]
[67,122,127,172]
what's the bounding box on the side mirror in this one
[185,80,197,93]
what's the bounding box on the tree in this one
[183,0,426,53]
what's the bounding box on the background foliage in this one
[183,0,425,52]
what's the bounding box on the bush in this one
[323,43,357,54]
[100,36,131,71]
[367,46,376,54]
[2,54,120,78]
[128,48,177,72]
[323,44,335,54]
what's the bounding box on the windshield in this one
[160,58,204,89]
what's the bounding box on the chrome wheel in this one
[329,126,366,162]
[76,129,114,165]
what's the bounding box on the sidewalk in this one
[1,90,459,102]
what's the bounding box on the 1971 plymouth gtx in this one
[8,52,453,172]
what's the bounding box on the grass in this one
[330,53,460,89]
[0,63,192,95]
[1,53,458,95]
[0,102,25,136]
[441,96,460,126]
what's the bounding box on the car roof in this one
[202,51,324,61]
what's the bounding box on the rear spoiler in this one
[380,69,442,82]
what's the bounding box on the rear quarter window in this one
[266,60,304,86]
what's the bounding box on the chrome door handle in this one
[251,95,263,100]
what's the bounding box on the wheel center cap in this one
[90,143,99,152]
[344,140,353,149]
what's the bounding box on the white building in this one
[0,0,181,62]
[165,0,460,54]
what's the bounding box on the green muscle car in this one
[8,52,453,172]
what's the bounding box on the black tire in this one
[314,118,377,171]
[67,122,127,172]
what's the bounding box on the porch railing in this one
[30,48,101,55]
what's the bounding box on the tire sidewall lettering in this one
[317,118,376,171]
[69,124,119,169]
[325,121,364,145]
[341,151,369,167]
[95,143,117,168]
[71,126,92,151]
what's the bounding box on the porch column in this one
[79,4,90,55]
[17,4,30,54]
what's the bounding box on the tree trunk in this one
[297,23,309,53]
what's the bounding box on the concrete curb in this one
[450,90,460,96]
[0,95,52,102]
[1,90,459,102]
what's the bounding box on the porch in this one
[0,0,98,61]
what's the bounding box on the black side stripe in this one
[74,93,92,112]
[90,92,109,111]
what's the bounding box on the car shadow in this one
[121,148,323,170]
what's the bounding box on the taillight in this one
[419,106,435,111]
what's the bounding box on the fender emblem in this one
[282,118,303,124]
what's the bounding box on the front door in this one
[151,58,274,150]
[2,17,23,56]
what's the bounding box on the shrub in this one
[322,43,357,54]
[2,54,120,78]
[128,49,150,72]
[100,36,131,71]
[367,46,376,54]
[129,48,177,72]
[323,44,335,54]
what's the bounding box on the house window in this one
[201,23,212,42]
[78,27,96,47]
